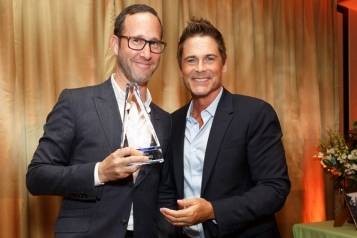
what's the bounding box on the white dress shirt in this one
[94,74,152,231]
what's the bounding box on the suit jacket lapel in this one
[173,105,189,198]
[92,80,162,187]
[150,106,163,147]
[201,90,234,194]
[93,79,122,153]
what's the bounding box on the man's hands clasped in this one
[160,198,215,226]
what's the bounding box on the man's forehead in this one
[182,36,220,55]
[122,12,162,39]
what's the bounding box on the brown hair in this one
[114,4,163,38]
[177,18,227,67]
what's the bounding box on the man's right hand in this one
[98,147,149,183]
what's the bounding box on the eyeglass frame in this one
[118,35,166,54]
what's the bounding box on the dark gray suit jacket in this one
[27,79,171,238]
[160,89,290,238]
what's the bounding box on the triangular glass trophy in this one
[120,83,164,165]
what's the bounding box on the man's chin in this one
[131,73,153,85]
[190,87,209,96]
[131,77,150,86]
[191,92,209,98]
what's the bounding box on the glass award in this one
[120,83,164,166]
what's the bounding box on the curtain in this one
[0,0,338,237]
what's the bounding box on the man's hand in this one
[98,147,149,183]
[160,198,215,226]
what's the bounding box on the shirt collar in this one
[186,87,223,120]
[111,74,152,113]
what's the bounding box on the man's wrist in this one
[94,162,105,186]
[207,200,215,220]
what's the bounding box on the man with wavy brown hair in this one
[160,19,290,238]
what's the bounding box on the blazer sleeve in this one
[26,89,98,200]
[211,102,290,235]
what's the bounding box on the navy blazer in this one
[27,79,171,238]
[160,89,290,238]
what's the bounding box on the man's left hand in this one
[160,198,215,226]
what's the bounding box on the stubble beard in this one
[117,54,155,86]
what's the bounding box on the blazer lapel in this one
[93,79,122,153]
[173,106,189,198]
[150,107,163,148]
[201,90,234,194]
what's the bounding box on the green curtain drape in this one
[0,0,338,237]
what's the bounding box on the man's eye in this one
[186,58,197,64]
[205,56,216,62]
[131,38,144,45]
[150,41,160,49]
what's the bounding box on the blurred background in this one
[0,0,356,237]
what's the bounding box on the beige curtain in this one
[0,0,338,237]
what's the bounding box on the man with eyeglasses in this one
[26,4,170,238]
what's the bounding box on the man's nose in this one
[196,60,206,72]
[140,43,152,59]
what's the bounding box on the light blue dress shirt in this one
[183,88,223,238]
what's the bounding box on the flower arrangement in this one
[316,121,357,190]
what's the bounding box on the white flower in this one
[326,155,333,162]
[315,130,357,183]
[346,169,353,175]
[346,164,357,175]
[316,152,324,159]
[327,148,335,155]
[348,150,357,160]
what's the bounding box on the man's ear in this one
[110,35,119,55]
[178,66,183,78]
[222,60,227,73]
[176,60,183,77]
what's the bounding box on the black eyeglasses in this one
[119,35,166,54]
